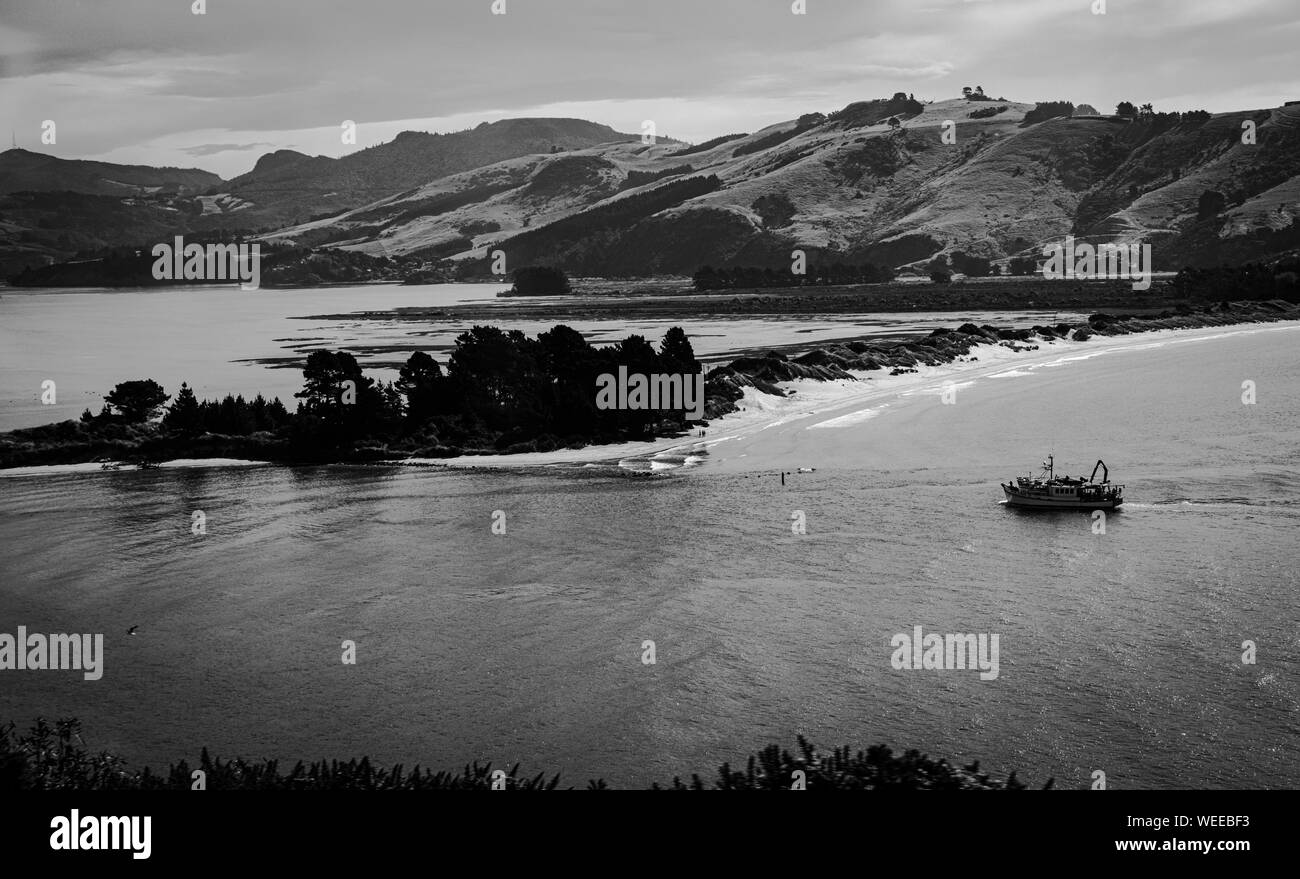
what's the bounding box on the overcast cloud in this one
[1,0,1296,178]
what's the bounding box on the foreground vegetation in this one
[0,718,1043,790]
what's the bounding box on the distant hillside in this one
[0,149,220,196]
[0,149,228,276]
[219,118,644,229]
[263,96,1300,276]
[8,98,1300,283]
[0,119,641,277]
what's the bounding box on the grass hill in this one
[0,148,221,196]
[263,95,1300,276]
[7,96,1299,282]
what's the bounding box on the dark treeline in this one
[1114,101,1211,123]
[826,94,925,129]
[1023,99,1213,126]
[693,262,896,291]
[1168,261,1300,300]
[622,164,694,188]
[1023,101,1075,124]
[163,386,291,435]
[78,382,293,438]
[732,123,816,157]
[8,242,446,288]
[10,247,164,287]
[1,719,1041,790]
[78,324,706,459]
[370,323,703,453]
[671,133,749,157]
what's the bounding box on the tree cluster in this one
[1008,256,1038,276]
[1115,102,1210,125]
[158,384,291,436]
[407,325,704,451]
[510,265,572,296]
[1168,262,1300,300]
[1023,101,1075,124]
[94,325,709,457]
[949,251,994,277]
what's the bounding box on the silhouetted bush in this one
[1008,256,1038,276]
[510,265,571,296]
[1197,190,1226,220]
[1169,262,1298,300]
[951,251,993,277]
[0,720,1042,791]
[1023,101,1075,125]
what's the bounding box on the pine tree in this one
[163,382,201,434]
[658,326,699,374]
[397,351,445,423]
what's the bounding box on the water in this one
[2,321,1297,788]
[0,284,1080,431]
[0,283,505,431]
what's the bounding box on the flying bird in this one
[127,625,138,636]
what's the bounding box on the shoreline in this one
[3,300,1297,476]
[308,276,1212,323]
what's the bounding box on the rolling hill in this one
[4,96,1298,281]
[262,96,1300,275]
[0,118,643,276]
[0,149,222,197]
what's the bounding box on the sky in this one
[1,0,1297,179]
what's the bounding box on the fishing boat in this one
[1002,455,1123,510]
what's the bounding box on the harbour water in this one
[2,317,1297,788]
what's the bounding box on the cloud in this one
[859,62,955,80]
[179,142,276,157]
[2,0,1295,176]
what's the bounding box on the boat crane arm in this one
[1089,460,1109,483]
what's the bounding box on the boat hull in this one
[1002,488,1122,510]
